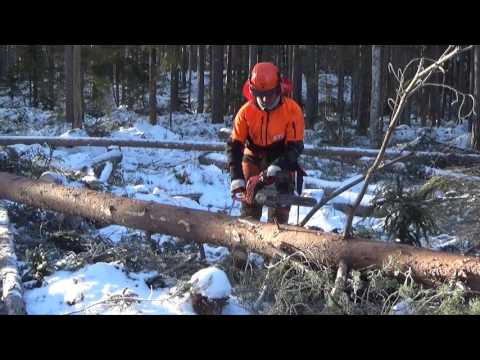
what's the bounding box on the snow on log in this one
[0,206,26,315]
[1,171,480,291]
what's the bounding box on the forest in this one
[1,45,480,315]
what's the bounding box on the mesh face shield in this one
[256,94,281,111]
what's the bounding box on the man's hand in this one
[230,179,246,199]
[266,165,282,178]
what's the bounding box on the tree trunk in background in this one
[472,45,480,151]
[0,46,6,81]
[113,61,120,108]
[292,45,303,106]
[351,46,359,123]
[336,46,345,127]
[357,45,371,136]
[46,46,55,110]
[72,45,83,129]
[209,45,213,111]
[440,58,449,124]
[190,45,197,73]
[170,45,180,113]
[188,45,193,109]
[287,45,293,80]
[469,51,475,131]
[230,45,241,115]
[380,45,389,122]
[181,45,188,89]
[304,45,318,129]
[197,45,205,114]
[369,45,381,147]
[429,45,441,127]
[121,46,128,106]
[148,46,157,125]
[260,45,274,63]
[249,45,258,72]
[225,45,232,114]
[65,45,74,125]
[31,46,39,108]
[211,45,224,124]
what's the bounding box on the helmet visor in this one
[249,85,280,98]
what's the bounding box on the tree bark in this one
[0,45,6,81]
[72,45,83,129]
[369,45,382,147]
[64,45,74,125]
[304,45,318,129]
[472,45,480,151]
[292,45,303,106]
[1,171,480,291]
[170,45,180,115]
[336,46,345,131]
[357,45,371,136]
[197,45,205,114]
[46,46,55,111]
[249,45,258,72]
[148,46,157,125]
[31,46,39,108]
[211,45,224,124]
[224,45,233,114]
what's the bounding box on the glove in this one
[230,179,245,198]
[244,175,263,205]
[266,165,282,178]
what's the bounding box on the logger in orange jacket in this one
[226,62,305,224]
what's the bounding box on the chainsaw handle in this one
[231,191,245,202]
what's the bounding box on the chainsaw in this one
[253,187,317,208]
[235,170,317,208]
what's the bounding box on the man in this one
[226,62,305,224]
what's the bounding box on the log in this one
[1,171,480,291]
[198,153,227,170]
[331,202,375,218]
[2,136,480,167]
[80,149,122,171]
[0,206,26,315]
[424,166,480,182]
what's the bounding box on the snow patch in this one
[189,267,232,299]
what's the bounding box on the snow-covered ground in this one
[0,77,473,315]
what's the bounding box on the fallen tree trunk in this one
[0,206,26,315]
[1,171,480,291]
[424,166,480,182]
[2,136,480,167]
[79,149,122,171]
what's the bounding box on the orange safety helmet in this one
[249,62,281,97]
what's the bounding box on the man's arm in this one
[226,108,248,181]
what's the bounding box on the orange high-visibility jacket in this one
[232,97,304,147]
[227,97,305,180]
